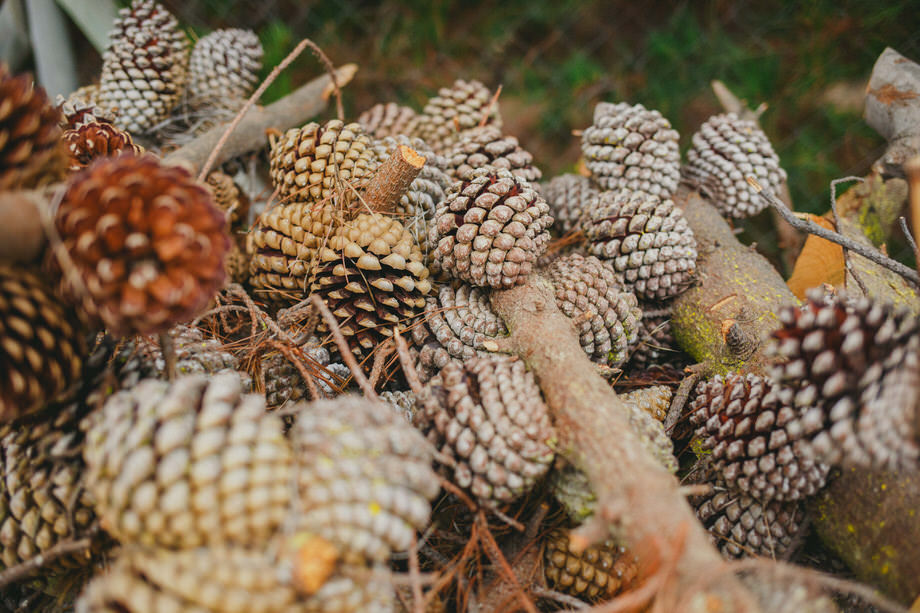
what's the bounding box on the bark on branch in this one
[362,145,426,214]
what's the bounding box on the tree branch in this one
[362,145,426,214]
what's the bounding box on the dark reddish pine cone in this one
[53,153,230,336]
[545,253,641,368]
[57,92,114,130]
[0,266,86,422]
[358,102,418,139]
[418,355,556,507]
[63,120,145,171]
[769,289,920,470]
[581,188,697,300]
[0,64,68,190]
[689,372,829,501]
[542,173,600,235]
[544,528,638,604]
[445,125,542,184]
[430,167,553,288]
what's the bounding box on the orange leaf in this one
[786,214,846,299]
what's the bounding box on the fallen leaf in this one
[787,214,846,299]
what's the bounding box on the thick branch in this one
[362,145,426,213]
[490,276,748,609]
[865,48,920,176]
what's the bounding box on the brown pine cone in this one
[685,113,787,219]
[63,121,145,171]
[542,173,599,235]
[419,355,556,507]
[98,0,189,135]
[82,372,293,549]
[689,372,830,501]
[544,528,638,604]
[445,125,541,184]
[269,119,379,207]
[0,64,68,190]
[379,389,419,423]
[0,266,86,422]
[619,385,671,422]
[58,85,105,127]
[187,28,263,112]
[206,170,251,227]
[54,154,230,335]
[430,168,553,288]
[581,102,681,197]
[408,79,502,155]
[419,282,508,361]
[545,253,641,367]
[769,289,920,470]
[359,102,418,139]
[291,395,439,563]
[625,304,687,371]
[582,188,697,300]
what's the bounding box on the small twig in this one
[899,216,919,255]
[394,330,424,396]
[748,176,920,286]
[368,341,395,390]
[665,364,704,432]
[159,332,177,380]
[532,586,589,609]
[829,176,870,293]
[310,294,376,398]
[409,533,425,613]
[476,511,539,613]
[0,536,95,589]
[479,84,503,128]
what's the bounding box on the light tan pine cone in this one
[544,528,638,604]
[359,102,418,139]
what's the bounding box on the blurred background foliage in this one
[77,0,920,268]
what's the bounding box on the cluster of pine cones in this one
[2,0,915,611]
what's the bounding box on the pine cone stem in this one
[159,332,177,381]
[361,145,426,214]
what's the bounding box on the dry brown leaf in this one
[786,214,846,299]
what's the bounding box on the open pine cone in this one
[54,154,230,335]
[408,79,501,155]
[63,119,144,171]
[544,528,638,604]
[445,125,541,184]
[187,28,263,112]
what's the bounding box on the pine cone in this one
[542,173,599,235]
[54,154,230,335]
[430,168,552,288]
[409,79,501,155]
[420,282,508,361]
[59,85,104,126]
[582,188,697,300]
[291,395,439,563]
[261,340,350,408]
[420,356,556,507]
[269,119,379,207]
[98,0,189,135]
[63,121,145,171]
[82,372,293,549]
[685,113,787,219]
[689,373,830,501]
[187,28,263,112]
[690,475,804,559]
[0,64,67,190]
[626,304,687,371]
[548,464,596,524]
[581,102,680,197]
[0,266,86,422]
[619,385,671,422]
[769,289,920,470]
[379,389,419,423]
[206,170,250,227]
[545,253,641,367]
[311,213,432,366]
[359,103,418,139]
[544,528,637,604]
[445,125,541,184]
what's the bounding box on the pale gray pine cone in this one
[582,188,697,300]
[581,101,681,197]
[260,338,352,407]
[82,371,293,549]
[379,390,419,423]
[359,102,418,139]
[419,355,556,507]
[445,125,542,184]
[420,282,508,361]
[98,0,189,135]
[769,289,920,471]
[689,372,830,501]
[430,167,553,288]
[187,28,263,112]
[545,253,641,367]
[408,79,502,155]
[541,173,599,235]
[684,112,787,219]
[291,395,439,563]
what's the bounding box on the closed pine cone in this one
[626,304,687,371]
[430,168,553,288]
[545,253,641,367]
[685,112,787,219]
[445,125,541,184]
[420,355,556,507]
[291,395,439,563]
[359,102,418,139]
[82,372,293,549]
[542,173,599,235]
[582,188,697,300]
[769,289,920,470]
[187,28,263,112]
[54,154,230,335]
[0,265,86,422]
[544,528,638,603]
[63,120,144,171]
[0,64,68,190]
[419,282,508,361]
[206,170,251,227]
[619,385,671,422]
[98,0,189,135]
[581,101,681,198]
[689,372,830,501]
[409,79,502,155]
